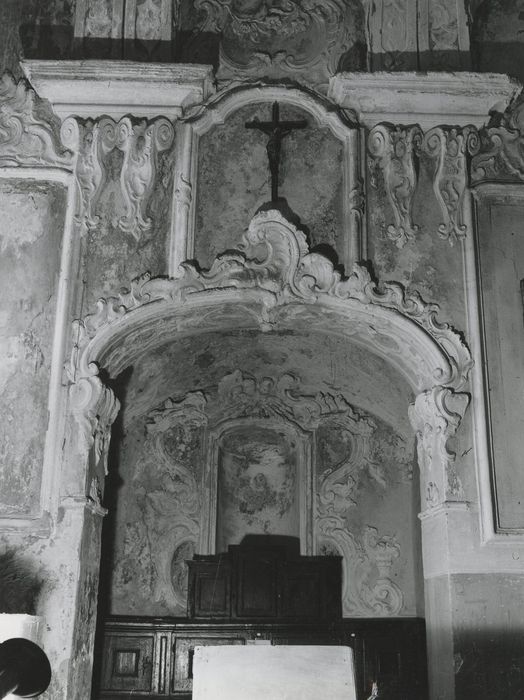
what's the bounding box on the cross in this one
[245,102,308,202]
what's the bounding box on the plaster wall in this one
[474,194,524,529]
[104,331,422,619]
[426,572,524,699]
[82,142,174,309]
[0,178,66,516]
[0,17,521,698]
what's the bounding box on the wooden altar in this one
[94,541,428,699]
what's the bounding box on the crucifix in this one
[245,102,308,202]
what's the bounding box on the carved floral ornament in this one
[60,114,174,240]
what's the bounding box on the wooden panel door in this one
[101,633,155,693]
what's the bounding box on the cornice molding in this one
[329,71,520,129]
[21,60,216,120]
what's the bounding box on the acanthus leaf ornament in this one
[423,126,479,245]
[0,72,72,168]
[368,123,423,248]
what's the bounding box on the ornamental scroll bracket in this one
[67,361,120,510]
[0,72,72,168]
[368,123,423,248]
[61,117,118,237]
[318,515,404,616]
[423,125,480,245]
[408,386,470,510]
[471,95,524,183]
[60,114,174,241]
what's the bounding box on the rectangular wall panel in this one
[476,188,524,530]
[0,177,67,518]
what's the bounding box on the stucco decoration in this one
[61,117,117,237]
[318,516,403,615]
[75,0,172,43]
[0,72,71,168]
[172,84,361,273]
[132,369,410,615]
[67,361,120,507]
[423,125,479,245]
[217,425,300,549]
[408,386,469,509]
[214,369,366,430]
[471,100,524,183]
[428,0,458,51]
[61,114,174,240]
[361,0,416,70]
[193,0,363,88]
[315,408,404,616]
[73,210,471,396]
[116,117,174,239]
[145,392,208,609]
[133,0,163,40]
[71,209,472,574]
[75,0,122,39]
[317,411,376,514]
[368,123,423,248]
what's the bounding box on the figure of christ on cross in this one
[245,102,308,202]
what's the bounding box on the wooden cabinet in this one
[94,541,426,699]
[94,617,428,700]
[187,543,342,621]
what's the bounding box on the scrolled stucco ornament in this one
[0,72,71,167]
[61,116,118,237]
[368,123,423,248]
[68,361,120,506]
[408,386,470,509]
[145,393,208,609]
[116,116,174,240]
[194,0,363,88]
[61,113,174,241]
[423,125,479,245]
[72,209,472,395]
[317,515,404,616]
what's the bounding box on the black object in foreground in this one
[0,638,51,698]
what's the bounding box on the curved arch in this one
[184,82,358,138]
[69,209,472,532]
[74,209,471,394]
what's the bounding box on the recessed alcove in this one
[98,328,422,621]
